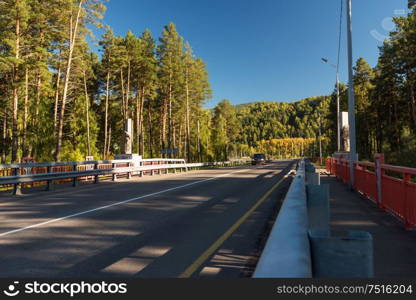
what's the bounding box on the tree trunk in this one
[53,58,62,132]
[410,83,416,132]
[22,67,29,157]
[1,105,8,163]
[197,119,201,162]
[83,72,91,156]
[168,73,173,158]
[103,71,110,158]
[126,61,130,119]
[30,74,41,157]
[148,100,153,158]
[172,121,176,158]
[55,0,83,161]
[107,126,111,156]
[53,49,63,133]
[139,87,145,156]
[120,68,126,122]
[11,5,20,163]
[178,122,183,157]
[135,89,140,154]
[119,68,127,154]
[160,96,168,157]
[185,66,191,162]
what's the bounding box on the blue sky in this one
[94,0,409,108]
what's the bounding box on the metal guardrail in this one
[0,158,250,195]
[253,159,312,278]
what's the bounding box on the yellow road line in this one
[178,172,289,278]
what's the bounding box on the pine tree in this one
[54,0,106,161]
[0,0,30,162]
[353,57,375,159]
[157,22,184,157]
[99,28,116,158]
[137,29,158,157]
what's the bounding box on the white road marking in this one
[0,168,249,238]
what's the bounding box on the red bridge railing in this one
[326,155,416,229]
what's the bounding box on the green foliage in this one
[1,4,415,168]
[208,97,332,160]
[61,95,99,161]
[257,138,328,159]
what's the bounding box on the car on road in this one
[251,153,266,165]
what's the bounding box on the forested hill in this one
[209,96,333,161]
[234,96,331,146]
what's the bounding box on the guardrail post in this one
[72,165,78,187]
[138,160,143,177]
[12,168,22,195]
[375,154,384,209]
[112,163,117,181]
[46,166,54,191]
[94,163,99,184]
[127,162,132,179]
[403,173,411,229]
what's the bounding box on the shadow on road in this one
[0,161,294,278]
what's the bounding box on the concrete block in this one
[307,184,330,234]
[306,172,320,185]
[308,230,374,278]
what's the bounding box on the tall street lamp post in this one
[346,0,357,189]
[321,58,341,152]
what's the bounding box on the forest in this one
[0,1,415,167]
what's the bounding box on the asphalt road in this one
[0,160,294,278]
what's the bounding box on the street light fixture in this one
[321,57,341,153]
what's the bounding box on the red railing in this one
[327,155,416,229]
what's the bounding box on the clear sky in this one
[95,0,409,108]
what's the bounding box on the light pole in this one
[318,112,323,166]
[347,0,357,189]
[321,58,341,152]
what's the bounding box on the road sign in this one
[161,149,178,155]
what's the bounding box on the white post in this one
[336,73,341,152]
[125,119,133,155]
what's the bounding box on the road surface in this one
[0,160,294,278]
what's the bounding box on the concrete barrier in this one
[253,159,374,278]
[253,160,312,278]
[309,230,374,278]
